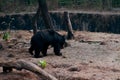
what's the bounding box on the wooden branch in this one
[63,11,74,40]
[0,59,58,80]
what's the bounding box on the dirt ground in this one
[0,30,120,80]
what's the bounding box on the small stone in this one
[17,34,22,39]
[8,45,13,48]
[100,42,106,45]
[89,61,93,63]
[68,66,81,72]
[62,55,67,58]
[7,54,15,58]
[10,38,17,43]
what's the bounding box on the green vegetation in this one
[38,60,47,69]
[0,0,120,12]
[3,32,10,41]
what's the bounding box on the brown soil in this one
[0,30,120,80]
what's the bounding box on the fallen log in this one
[0,59,58,80]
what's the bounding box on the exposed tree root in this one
[0,59,58,80]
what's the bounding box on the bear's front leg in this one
[54,44,62,56]
[34,49,40,58]
[42,46,48,56]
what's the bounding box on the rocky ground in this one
[0,30,120,80]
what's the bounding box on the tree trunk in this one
[32,5,40,34]
[107,0,112,10]
[0,59,58,80]
[32,0,54,34]
[38,0,54,29]
[63,11,74,40]
[102,0,112,10]
[102,0,105,10]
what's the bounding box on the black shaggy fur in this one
[29,30,65,58]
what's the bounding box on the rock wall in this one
[0,12,120,34]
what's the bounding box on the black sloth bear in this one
[29,30,66,58]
